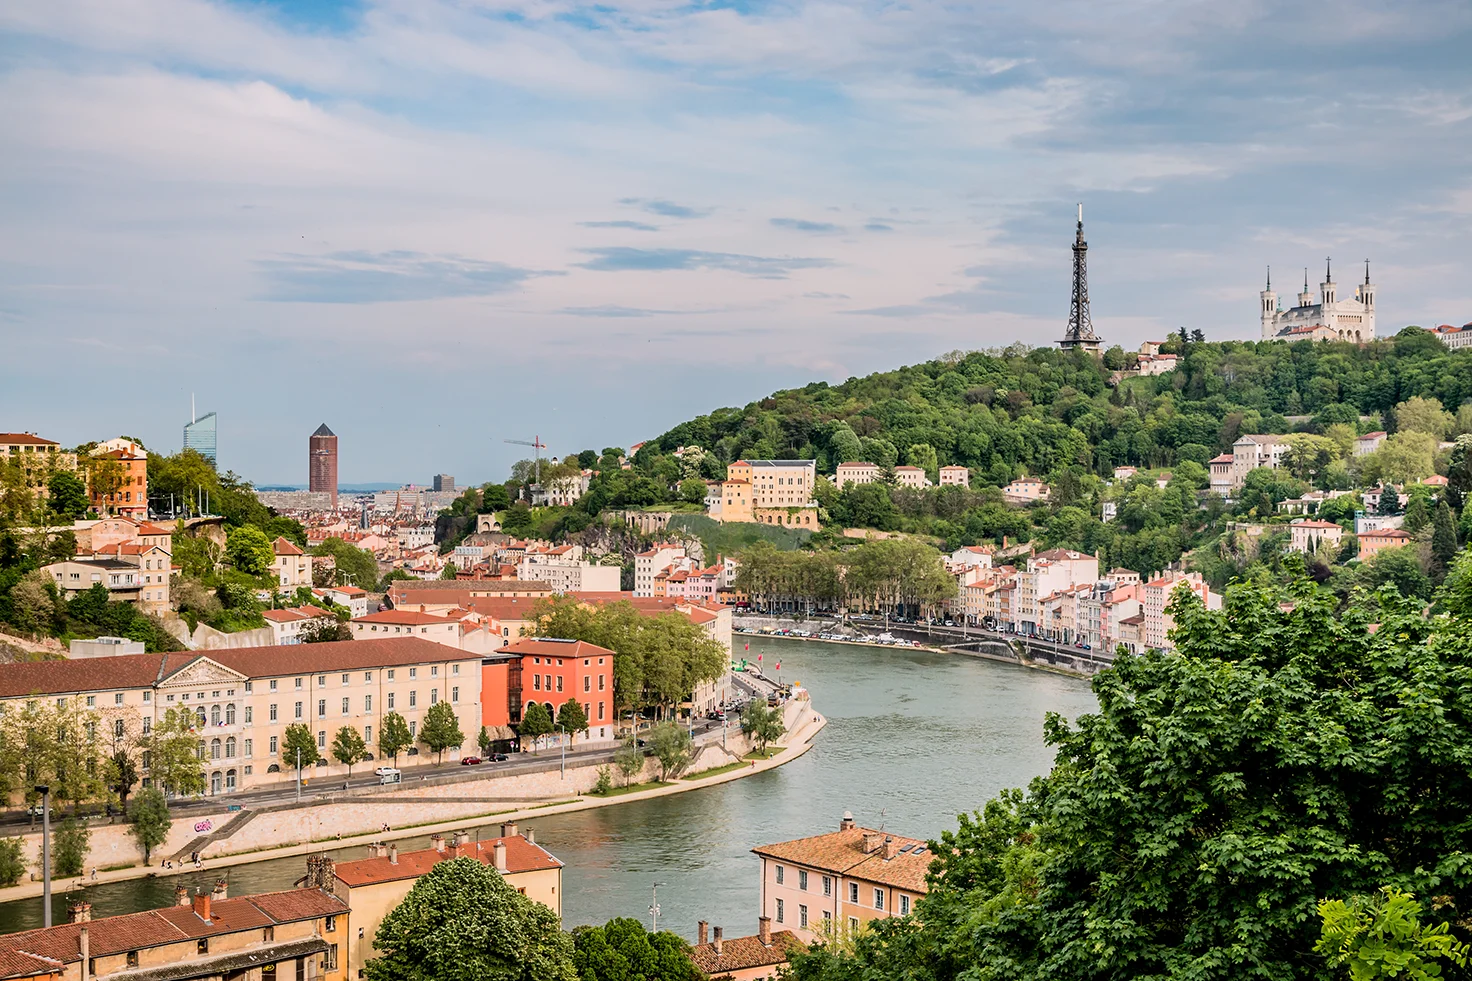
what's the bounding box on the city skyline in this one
[2,0,1470,483]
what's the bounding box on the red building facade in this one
[309,423,338,507]
[481,638,614,744]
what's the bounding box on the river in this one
[0,638,1096,939]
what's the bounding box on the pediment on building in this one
[159,656,248,689]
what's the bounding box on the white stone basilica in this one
[1259,260,1376,342]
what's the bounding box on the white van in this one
[377,768,401,785]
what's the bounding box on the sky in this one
[1,0,1470,485]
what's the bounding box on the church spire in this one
[1326,256,1332,282]
[1364,259,1370,285]
[1266,265,1271,289]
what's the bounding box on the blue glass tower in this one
[184,411,217,464]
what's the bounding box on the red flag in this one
[775,662,781,670]
[757,653,762,661]
[744,642,749,651]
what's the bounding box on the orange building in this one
[1357,527,1415,560]
[89,441,148,519]
[481,638,615,744]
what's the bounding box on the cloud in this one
[255,250,553,302]
[864,222,894,232]
[577,247,833,279]
[620,197,712,219]
[580,220,660,231]
[562,305,672,317]
[843,304,933,317]
[771,217,842,233]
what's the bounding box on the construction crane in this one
[503,436,547,484]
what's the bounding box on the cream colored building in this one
[333,827,562,978]
[634,543,686,597]
[938,465,969,488]
[834,462,880,489]
[727,460,816,508]
[0,432,77,503]
[272,537,313,589]
[1002,477,1050,503]
[1288,519,1345,554]
[0,637,482,797]
[1141,572,1220,650]
[892,466,930,489]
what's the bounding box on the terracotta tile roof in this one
[0,434,60,447]
[503,638,614,659]
[1358,431,1387,440]
[1209,453,1233,463]
[0,653,179,698]
[321,585,366,596]
[136,523,174,536]
[1359,529,1413,541]
[272,537,305,556]
[752,827,932,894]
[688,931,806,975]
[354,610,457,626]
[0,890,345,975]
[390,579,552,593]
[1293,520,1342,529]
[208,638,476,678]
[333,837,561,888]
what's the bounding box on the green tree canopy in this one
[364,857,577,981]
[570,918,704,981]
[127,787,171,864]
[518,702,554,747]
[282,722,320,773]
[419,701,465,764]
[646,723,692,781]
[555,698,589,742]
[378,712,411,765]
[225,525,274,577]
[332,725,369,776]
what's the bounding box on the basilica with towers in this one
[1260,259,1376,342]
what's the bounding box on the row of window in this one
[772,865,910,914]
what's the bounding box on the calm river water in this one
[0,639,1096,939]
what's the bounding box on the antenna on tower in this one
[191,393,196,425]
[1266,265,1271,289]
[1364,259,1370,284]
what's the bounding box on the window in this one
[848,917,859,934]
[798,869,808,891]
[270,736,278,755]
[114,719,125,739]
[364,672,372,682]
[317,731,326,748]
[269,704,278,722]
[452,664,460,675]
[409,668,417,679]
[244,739,253,758]
[226,703,236,724]
[317,699,327,717]
[126,952,138,968]
[848,883,859,903]
[430,690,438,706]
[533,675,541,691]
[409,721,417,737]
[270,680,278,692]
[243,706,252,724]
[294,702,303,720]
[341,698,350,715]
[317,675,326,686]
[245,682,253,693]
[210,738,221,760]
[294,678,302,689]
[822,875,832,896]
[264,926,274,942]
[225,737,236,758]
[142,717,151,736]
[387,692,395,709]
[114,693,124,705]
[86,696,96,708]
[900,895,910,915]
[325,915,337,932]
[556,676,564,692]
[873,888,884,910]
[364,725,372,744]
[431,666,438,677]
[365,695,372,712]
[775,898,784,923]
[823,910,832,924]
[451,687,459,703]
[143,691,151,703]
[800,904,808,928]
[598,702,605,720]
[341,674,349,685]
[388,670,395,680]
[598,675,605,691]
[584,677,590,693]
[775,865,784,885]
[197,940,209,955]
[409,691,417,708]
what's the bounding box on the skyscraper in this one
[309,424,338,507]
[183,410,217,465]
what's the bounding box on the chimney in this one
[454,831,470,847]
[500,823,518,838]
[68,901,92,924]
[175,885,191,906]
[525,828,535,845]
[697,921,708,946]
[388,844,398,865]
[713,927,723,957]
[839,811,855,832]
[192,891,212,922]
[863,832,884,854]
[212,879,228,900]
[79,925,89,981]
[884,836,898,860]
[493,841,507,873]
[758,916,772,946]
[430,834,446,854]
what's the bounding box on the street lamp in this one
[649,882,663,932]
[34,785,50,927]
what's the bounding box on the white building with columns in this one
[1260,260,1376,342]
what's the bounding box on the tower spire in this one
[1266,265,1271,289]
[1326,256,1332,282]
[1364,258,1370,285]
[1059,204,1101,354]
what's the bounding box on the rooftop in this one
[688,930,805,975]
[333,836,561,888]
[752,825,932,894]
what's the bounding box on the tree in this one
[300,619,352,643]
[1403,493,1431,533]
[378,712,411,766]
[111,749,139,813]
[1356,547,1432,601]
[365,857,578,981]
[440,561,460,580]
[478,726,493,755]
[46,471,89,521]
[282,723,320,778]
[614,740,646,786]
[571,917,704,981]
[85,455,126,516]
[127,787,171,865]
[225,524,275,577]
[142,708,206,798]
[419,701,465,765]
[311,537,379,589]
[1394,396,1453,439]
[740,701,786,756]
[518,702,554,749]
[9,569,56,633]
[54,818,90,877]
[0,838,24,887]
[785,575,1472,981]
[1431,500,1459,580]
[1317,887,1468,981]
[646,723,691,781]
[679,478,708,505]
[555,698,589,745]
[332,725,369,776]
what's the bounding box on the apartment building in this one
[1141,572,1219,650]
[1288,519,1346,554]
[515,552,620,593]
[498,637,615,740]
[272,537,313,589]
[263,605,337,645]
[315,585,369,618]
[1208,453,1235,497]
[635,543,688,597]
[687,917,805,981]
[333,827,561,978]
[0,638,481,796]
[0,886,348,981]
[938,465,969,488]
[892,466,930,489]
[1228,434,1291,490]
[752,812,930,944]
[1001,477,1050,503]
[833,462,879,489]
[1357,527,1415,560]
[1014,549,1099,634]
[89,440,148,519]
[728,460,816,508]
[0,432,76,502]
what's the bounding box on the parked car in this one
[491,753,509,762]
[373,766,398,776]
[460,756,483,766]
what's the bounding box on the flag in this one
[757,653,762,661]
[775,662,781,671]
[744,642,749,651]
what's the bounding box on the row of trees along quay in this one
[731,537,957,615]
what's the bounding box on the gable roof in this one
[272,537,305,556]
[752,826,932,893]
[688,930,806,975]
[332,836,561,888]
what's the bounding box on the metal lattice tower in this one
[1059,204,1102,354]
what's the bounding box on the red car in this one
[460,756,483,766]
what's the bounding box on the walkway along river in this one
[0,638,1096,938]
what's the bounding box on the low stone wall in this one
[5,729,761,874]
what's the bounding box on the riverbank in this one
[0,707,825,903]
